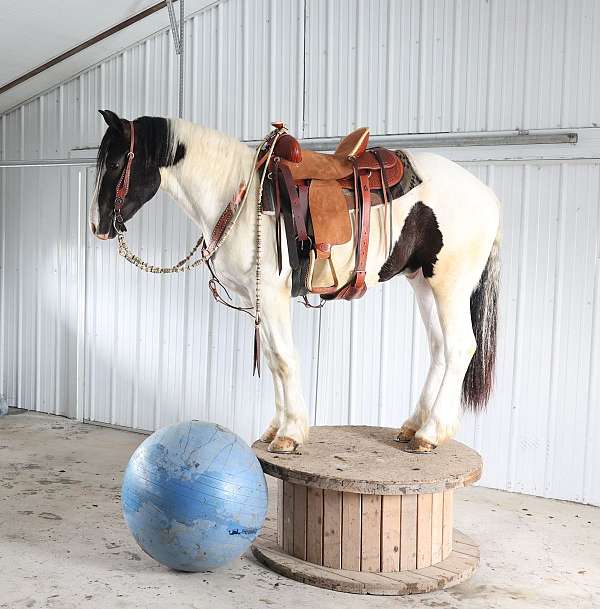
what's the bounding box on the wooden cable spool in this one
[251,426,482,595]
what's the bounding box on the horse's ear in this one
[99,109,124,134]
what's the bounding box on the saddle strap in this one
[328,163,371,301]
[354,169,372,290]
[272,158,283,273]
[271,161,301,271]
[371,148,394,257]
[279,164,309,242]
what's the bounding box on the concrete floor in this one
[1,410,598,609]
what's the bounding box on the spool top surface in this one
[252,426,482,495]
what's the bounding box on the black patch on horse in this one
[173,142,186,165]
[378,201,443,281]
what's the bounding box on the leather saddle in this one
[261,124,404,300]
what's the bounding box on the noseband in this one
[113,120,136,233]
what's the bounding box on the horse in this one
[90,110,500,454]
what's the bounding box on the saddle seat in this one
[275,127,370,180]
[266,125,404,300]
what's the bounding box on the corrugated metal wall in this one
[1,0,599,505]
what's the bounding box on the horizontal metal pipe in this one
[280,131,578,152]
[0,131,577,168]
[0,158,95,167]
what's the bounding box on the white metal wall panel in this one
[1,0,599,505]
[0,159,84,417]
[304,0,600,136]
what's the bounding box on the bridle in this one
[112,120,136,234]
[107,120,287,376]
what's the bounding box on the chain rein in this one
[114,128,282,275]
[116,232,205,274]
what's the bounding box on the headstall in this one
[113,120,136,234]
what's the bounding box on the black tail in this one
[462,236,500,412]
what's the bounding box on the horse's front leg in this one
[258,287,309,453]
[259,375,283,443]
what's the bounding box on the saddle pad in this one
[308,179,352,255]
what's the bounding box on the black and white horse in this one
[91,110,500,454]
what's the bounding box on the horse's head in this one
[91,110,180,239]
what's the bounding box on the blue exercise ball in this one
[121,420,268,572]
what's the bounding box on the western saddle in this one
[260,123,404,301]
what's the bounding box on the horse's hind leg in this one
[396,270,446,442]
[406,277,477,452]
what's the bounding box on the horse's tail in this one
[462,233,500,412]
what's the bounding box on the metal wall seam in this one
[0,115,5,405]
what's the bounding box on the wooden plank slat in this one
[453,529,477,547]
[381,495,401,572]
[322,489,342,568]
[400,494,417,571]
[306,487,324,564]
[454,540,480,558]
[282,480,294,554]
[431,492,444,563]
[377,568,441,587]
[417,493,433,568]
[277,479,284,547]
[406,564,454,586]
[435,552,478,576]
[360,494,381,572]
[341,492,361,570]
[292,484,307,560]
[442,490,453,558]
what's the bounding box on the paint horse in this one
[91,110,500,454]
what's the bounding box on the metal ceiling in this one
[0,0,211,113]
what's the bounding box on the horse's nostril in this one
[91,222,97,234]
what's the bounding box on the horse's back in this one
[404,150,499,233]
[406,151,495,197]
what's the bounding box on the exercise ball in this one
[121,420,268,572]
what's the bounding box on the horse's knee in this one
[266,349,295,379]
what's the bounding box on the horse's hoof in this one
[395,425,417,443]
[403,437,437,453]
[259,425,278,443]
[268,436,301,454]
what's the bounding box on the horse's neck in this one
[159,120,255,236]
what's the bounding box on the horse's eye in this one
[109,161,120,170]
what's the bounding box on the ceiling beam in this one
[0,1,176,96]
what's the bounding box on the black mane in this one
[96,116,185,179]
